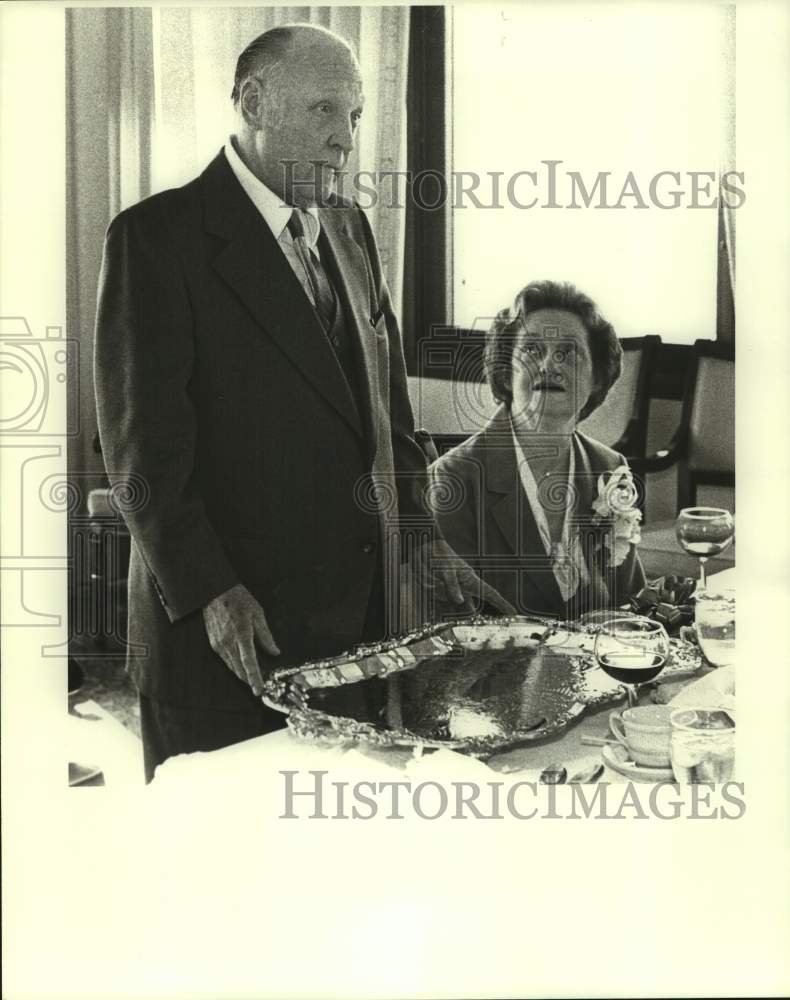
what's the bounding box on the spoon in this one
[539,763,567,784]
[567,762,604,784]
[580,735,618,748]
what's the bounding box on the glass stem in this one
[699,558,707,591]
[626,685,639,709]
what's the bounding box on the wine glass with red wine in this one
[676,507,734,591]
[594,616,671,709]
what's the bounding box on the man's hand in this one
[409,538,517,617]
[202,583,280,697]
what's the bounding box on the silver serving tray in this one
[261,615,702,757]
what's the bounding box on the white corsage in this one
[591,465,642,567]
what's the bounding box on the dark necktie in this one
[286,209,336,329]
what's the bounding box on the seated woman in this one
[430,280,645,620]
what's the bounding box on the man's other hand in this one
[202,584,280,697]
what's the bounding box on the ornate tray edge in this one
[260,616,703,757]
[261,614,560,706]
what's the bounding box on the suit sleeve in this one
[94,206,240,622]
[428,455,480,562]
[355,208,438,532]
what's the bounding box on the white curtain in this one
[68,6,158,486]
[149,6,410,311]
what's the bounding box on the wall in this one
[66,9,117,495]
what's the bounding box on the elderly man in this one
[94,23,509,781]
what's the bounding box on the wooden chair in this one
[634,339,735,578]
[68,433,134,657]
[407,375,499,457]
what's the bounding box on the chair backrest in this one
[688,355,735,472]
[407,375,499,455]
[680,340,735,509]
[577,335,659,457]
[413,428,440,464]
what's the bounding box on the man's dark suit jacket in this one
[94,150,429,712]
[429,408,646,620]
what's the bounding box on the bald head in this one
[231,23,360,107]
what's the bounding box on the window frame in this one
[403,4,735,381]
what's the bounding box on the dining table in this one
[152,566,736,789]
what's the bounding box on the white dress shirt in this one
[224,137,324,307]
[510,420,591,602]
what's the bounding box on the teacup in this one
[609,704,673,768]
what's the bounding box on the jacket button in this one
[369,316,377,327]
[362,542,375,554]
[331,335,341,348]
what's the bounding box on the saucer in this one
[601,743,675,783]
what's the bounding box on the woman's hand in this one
[406,538,517,616]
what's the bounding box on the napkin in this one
[666,663,735,713]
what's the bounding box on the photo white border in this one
[2,2,789,997]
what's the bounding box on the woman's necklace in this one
[523,438,573,542]
[524,439,571,483]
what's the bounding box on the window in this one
[450,3,734,344]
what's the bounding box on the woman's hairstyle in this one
[483,279,622,422]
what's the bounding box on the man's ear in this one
[239,78,264,128]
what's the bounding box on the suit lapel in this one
[571,433,611,607]
[571,434,597,523]
[482,409,565,610]
[200,153,363,440]
[319,206,379,455]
